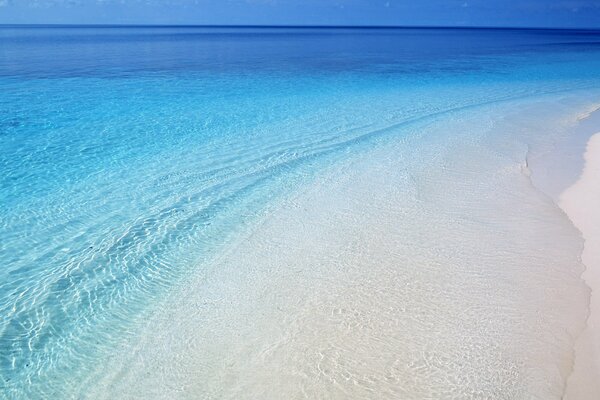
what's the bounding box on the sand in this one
[85,98,592,399]
[561,132,600,400]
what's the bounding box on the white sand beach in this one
[3,23,600,400]
[561,132,600,400]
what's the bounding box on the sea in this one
[2,26,600,399]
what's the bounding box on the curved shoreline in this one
[84,97,593,399]
[561,132,600,400]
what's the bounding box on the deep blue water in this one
[2,26,600,398]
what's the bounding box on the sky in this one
[1,0,600,28]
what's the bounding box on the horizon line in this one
[1,23,600,31]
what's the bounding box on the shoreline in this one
[85,97,593,399]
[561,132,600,400]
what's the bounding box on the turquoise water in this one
[2,26,600,398]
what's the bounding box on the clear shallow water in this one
[1,26,600,398]
[93,96,596,400]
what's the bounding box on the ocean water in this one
[1,26,600,399]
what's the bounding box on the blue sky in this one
[1,0,600,28]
